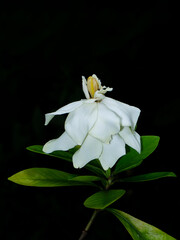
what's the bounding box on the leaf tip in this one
[170,172,177,178]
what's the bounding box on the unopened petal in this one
[89,102,120,143]
[65,102,98,145]
[82,76,90,99]
[119,127,141,153]
[45,100,83,125]
[99,134,126,170]
[102,97,140,130]
[92,74,102,88]
[73,135,102,168]
[43,131,77,153]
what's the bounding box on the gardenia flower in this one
[43,74,141,170]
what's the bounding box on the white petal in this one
[99,134,126,170]
[92,74,102,88]
[45,100,83,126]
[82,76,90,99]
[73,135,102,168]
[102,97,140,130]
[119,127,141,153]
[81,98,97,104]
[43,131,77,153]
[89,102,120,143]
[94,90,105,100]
[65,102,98,145]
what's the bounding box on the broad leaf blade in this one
[26,145,73,162]
[107,208,176,240]
[70,175,101,182]
[119,172,176,182]
[84,189,126,209]
[26,145,106,178]
[8,168,98,187]
[114,136,160,175]
[84,164,107,178]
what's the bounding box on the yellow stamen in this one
[87,76,99,98]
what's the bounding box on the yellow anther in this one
[87,76,99,98]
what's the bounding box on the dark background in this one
[1,1,179,239]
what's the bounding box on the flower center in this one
[87,76,100,98]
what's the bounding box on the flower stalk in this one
[105,177,113,190]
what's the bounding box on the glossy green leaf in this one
[70,175,101,182]
[84,189,126,209]
[113,136,160,175]
[26,145,73,162]
[84,163,107,178]
[119,172,176,182]
[8,168,98,187]
[107,208,176,240]
[26,145,107,178]
[105,168,111,178]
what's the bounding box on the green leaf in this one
[26,145,73,162]
[84,189,126,209]
[8,168,98,187]
[84,163,107,178]
[107,208,176,240]
[70,175,101,182]
[26,145,107,178]
[119,172,176,182]
[113,136,160,175]
[105,168,111,178]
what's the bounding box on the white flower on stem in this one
[43,74,141,170]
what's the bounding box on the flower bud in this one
[87,76,100,98]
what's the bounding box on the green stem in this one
[78,210,99,240]
[78,173,113,239]
[105,176,113,190]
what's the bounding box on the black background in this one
[1,1,179,239]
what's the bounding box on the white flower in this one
[43,74,141,170]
